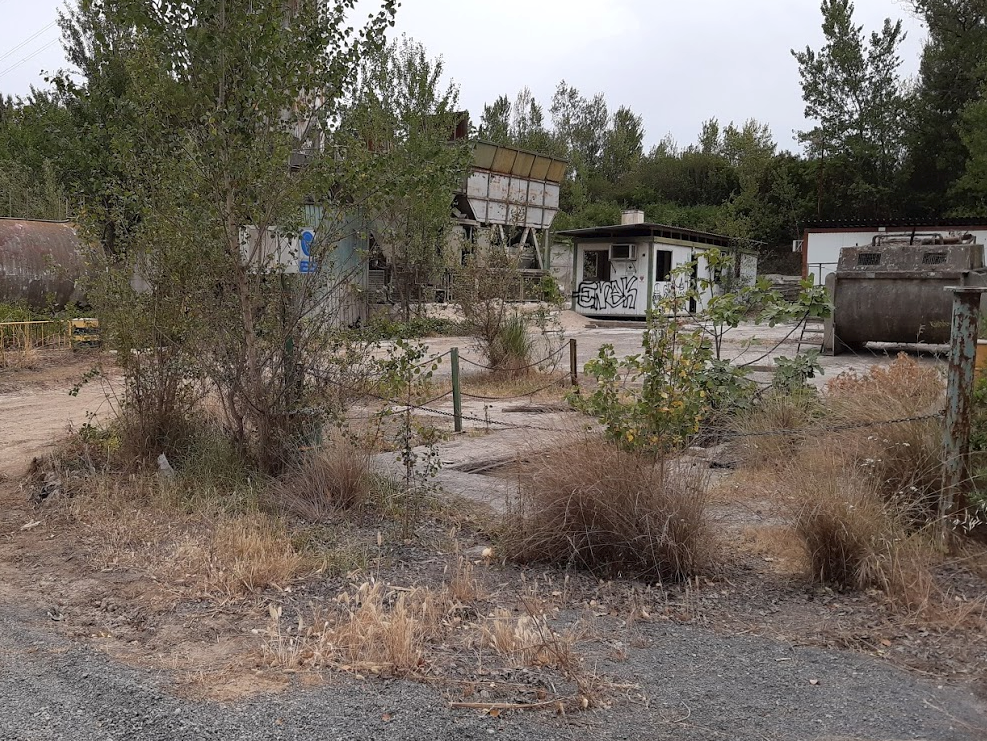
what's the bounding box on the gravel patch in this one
[1,603,983,741]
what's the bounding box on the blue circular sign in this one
[300,229,315,257]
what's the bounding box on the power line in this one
[0,38,60,80]
[0,21,57,65]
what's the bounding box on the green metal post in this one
[569,338,578,389]
[451,346,463,433]
[941,286,986,531]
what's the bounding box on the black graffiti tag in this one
[576,276,639,311]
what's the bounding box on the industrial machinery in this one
[0,218,86,310]
[824,233,987,354]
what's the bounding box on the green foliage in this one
[372,339,441,536]
[355,315,466,341]
[792,0,908,218]
[489,313,534,378]
[772,350,824,395]
[344,35,472,321]
[571,258,829,454]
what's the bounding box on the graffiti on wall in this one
[576,276,639,311]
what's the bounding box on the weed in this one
[504,436,714,580]
[786,448,940,611]
[270,442,373,521]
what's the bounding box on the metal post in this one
[450,347,463,433]
[569,338,578,389]
[941,286,987,531]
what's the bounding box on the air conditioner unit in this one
[792,239,804,253]
[611,243,637,260]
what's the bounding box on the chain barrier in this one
[309,367,946,439]
[458,344,567,373]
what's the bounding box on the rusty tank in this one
[0,218,87,310]
[824,234,987,354]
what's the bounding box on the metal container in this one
[0,219,86,310]
[825,239,987,353]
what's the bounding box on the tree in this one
[478,94,511,144]
[344,35,471,321]
[952,82,987,214]
[76,0,398,474]
[904,0,987,215]
[792,0,908,218]
[600,105,644,182]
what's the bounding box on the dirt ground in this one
[1,323,986,740]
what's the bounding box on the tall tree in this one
[904,0,987,215]
[793,0,908,218]
[345,35,471,320]
[600,105,644,182]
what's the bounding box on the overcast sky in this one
[0,0,925,153]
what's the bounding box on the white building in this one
[800,219,987,285]
[560,210,757,319]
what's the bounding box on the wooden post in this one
[569,338,578,389]
[451,346,463,433]
[941,286,987,541]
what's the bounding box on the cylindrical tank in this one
[828,241,987,352]
[0,218,87,310]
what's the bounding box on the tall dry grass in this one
[268,442,373,520]
[503,436,714,580]
[785,448,940,611]
[825,354,944,515]
[733,390,821,467]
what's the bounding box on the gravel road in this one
[1,601,983,741]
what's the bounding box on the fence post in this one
[450,346,463,433]
[569,338,578,389]
[941,286,987,537]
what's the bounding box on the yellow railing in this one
[0,320,72,352]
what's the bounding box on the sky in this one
[0,0,927,153]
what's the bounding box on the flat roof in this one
[557,222,735,248]
[805,218,987,230]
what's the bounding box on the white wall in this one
[573,240,650,317]
[573,239,730,317]
[804,227,987,285]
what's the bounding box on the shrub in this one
[786,448,938,610]
[503,436,713,580]
[269,442,372,521]
[488,312,534,378]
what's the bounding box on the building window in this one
[655,250,673,281]
[583,249,610,282]
[857,252,881,266]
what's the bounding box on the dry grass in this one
[262,581,452,674]
[733,391,820,467]
[269,442,373,520]
[785,448,940,611]
[503,436,714,580]
[824,354,944,514]
[447,555,484,603]
[207,514,310,595]
[479,609,583,670]
[58,473,310,598]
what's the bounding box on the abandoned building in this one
[559,210,758,320]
